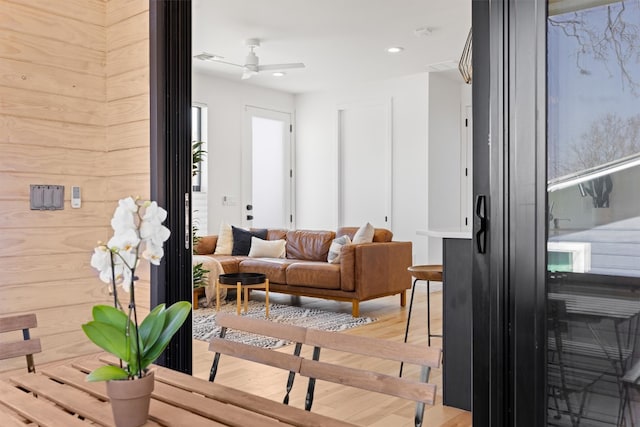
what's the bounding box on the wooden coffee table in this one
[216,272,269,317]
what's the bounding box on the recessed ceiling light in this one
[386,47,404,54]
[272,72,286,77]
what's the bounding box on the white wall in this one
[427,73,470,263]
[295,73,430,264]
[192,72,295,234]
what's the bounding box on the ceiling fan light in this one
[386,46,404,54]
[272,72,286,77]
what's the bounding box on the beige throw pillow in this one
[248,237,286,258]
[352,222,375,244]
[213,222,233,255]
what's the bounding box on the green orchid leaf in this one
[141,301,191,367]
[90,304,144,361]
[82,321,137,363]
[139,304,166,353]
[86,365,130,382]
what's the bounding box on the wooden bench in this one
[209,313,442,427]
[0,313,41,373]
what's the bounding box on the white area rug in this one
[192,300,377,348]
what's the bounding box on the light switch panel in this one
[30,185,64,210]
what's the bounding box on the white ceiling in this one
[192,0,471,94]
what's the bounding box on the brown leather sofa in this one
[194,227,412,317]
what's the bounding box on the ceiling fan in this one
[194,38,305,80]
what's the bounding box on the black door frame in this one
[472,0,548,426]
[149,0,193,374]
[149,0,552,418]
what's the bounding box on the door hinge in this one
[465,217,468,226]
[289,169,293,178]
[290,124,293,132]
[385,216,388,222]
[465,118,468,127]
[290,214,293,222]
[465,168,468,176]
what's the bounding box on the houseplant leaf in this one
[82,321,136,363]
[86,365,130,382]
[138,304,166,353]
[140,301,191,367]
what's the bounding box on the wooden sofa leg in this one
[352,301,360,317]
[400,290,406,307]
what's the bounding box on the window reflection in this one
[547,1,640,425]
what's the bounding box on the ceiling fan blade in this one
[194,53,245,68]
[257,63,306,72]
[241,69,258,80]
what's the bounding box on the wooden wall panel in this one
[0,57,104,101]
[14,0,106,26]
[0,1,105,51]
[106,39,147,77]
[107,120,149,151]
[0,86,104,125]
[107,173,150,201]
[106,0,147,26]
[0,29,105,76]
[0,228,111,257]
[0,143,103,175]
[106,11,148,52]
[107,67,148,101]
[0,174,107,202]
[107,93,149,126]
[0,201,111,228]
[0,253,94,286]
[0,0,152,373]
[0,116,104,151]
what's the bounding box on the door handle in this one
[475,195,487,254]
[246,215,254,221]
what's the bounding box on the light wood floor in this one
[193,285,472,427]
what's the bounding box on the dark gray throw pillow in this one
[231,226,268,256]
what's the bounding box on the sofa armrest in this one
[340,241,412,296]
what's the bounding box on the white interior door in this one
[242,106,293,229]
[338,100,392,228]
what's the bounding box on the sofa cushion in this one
[248,237,286,258]
[214,222,233,255]
[209,255,245,274]
[285,262,341,290]
[266,229,288,241]
[195,235,217,255]
[232,226,268,256]
[239,258,301,284]
[337,226,393,242]
[352,222,375,244]
[285,230,335,261]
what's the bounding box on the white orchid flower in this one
[142,201,167,223]
[142,242,164,265]
[108,229,140,255]
[92,197,170,294]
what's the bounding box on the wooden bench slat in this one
[299,358,437,404]
[10,372,114,426]
[149,398,229,427]
[209,337,303,372]
[154,365,356,427]
[0,398,38,427]
[304,328,441,367]
[153,378,292,427]
[0,380,88,427]
[0,314,37,333]
[216,313,308,342]
[0,339,42,360]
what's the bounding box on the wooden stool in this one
[400,264,443,377]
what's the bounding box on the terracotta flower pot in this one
[106,371,155,427]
